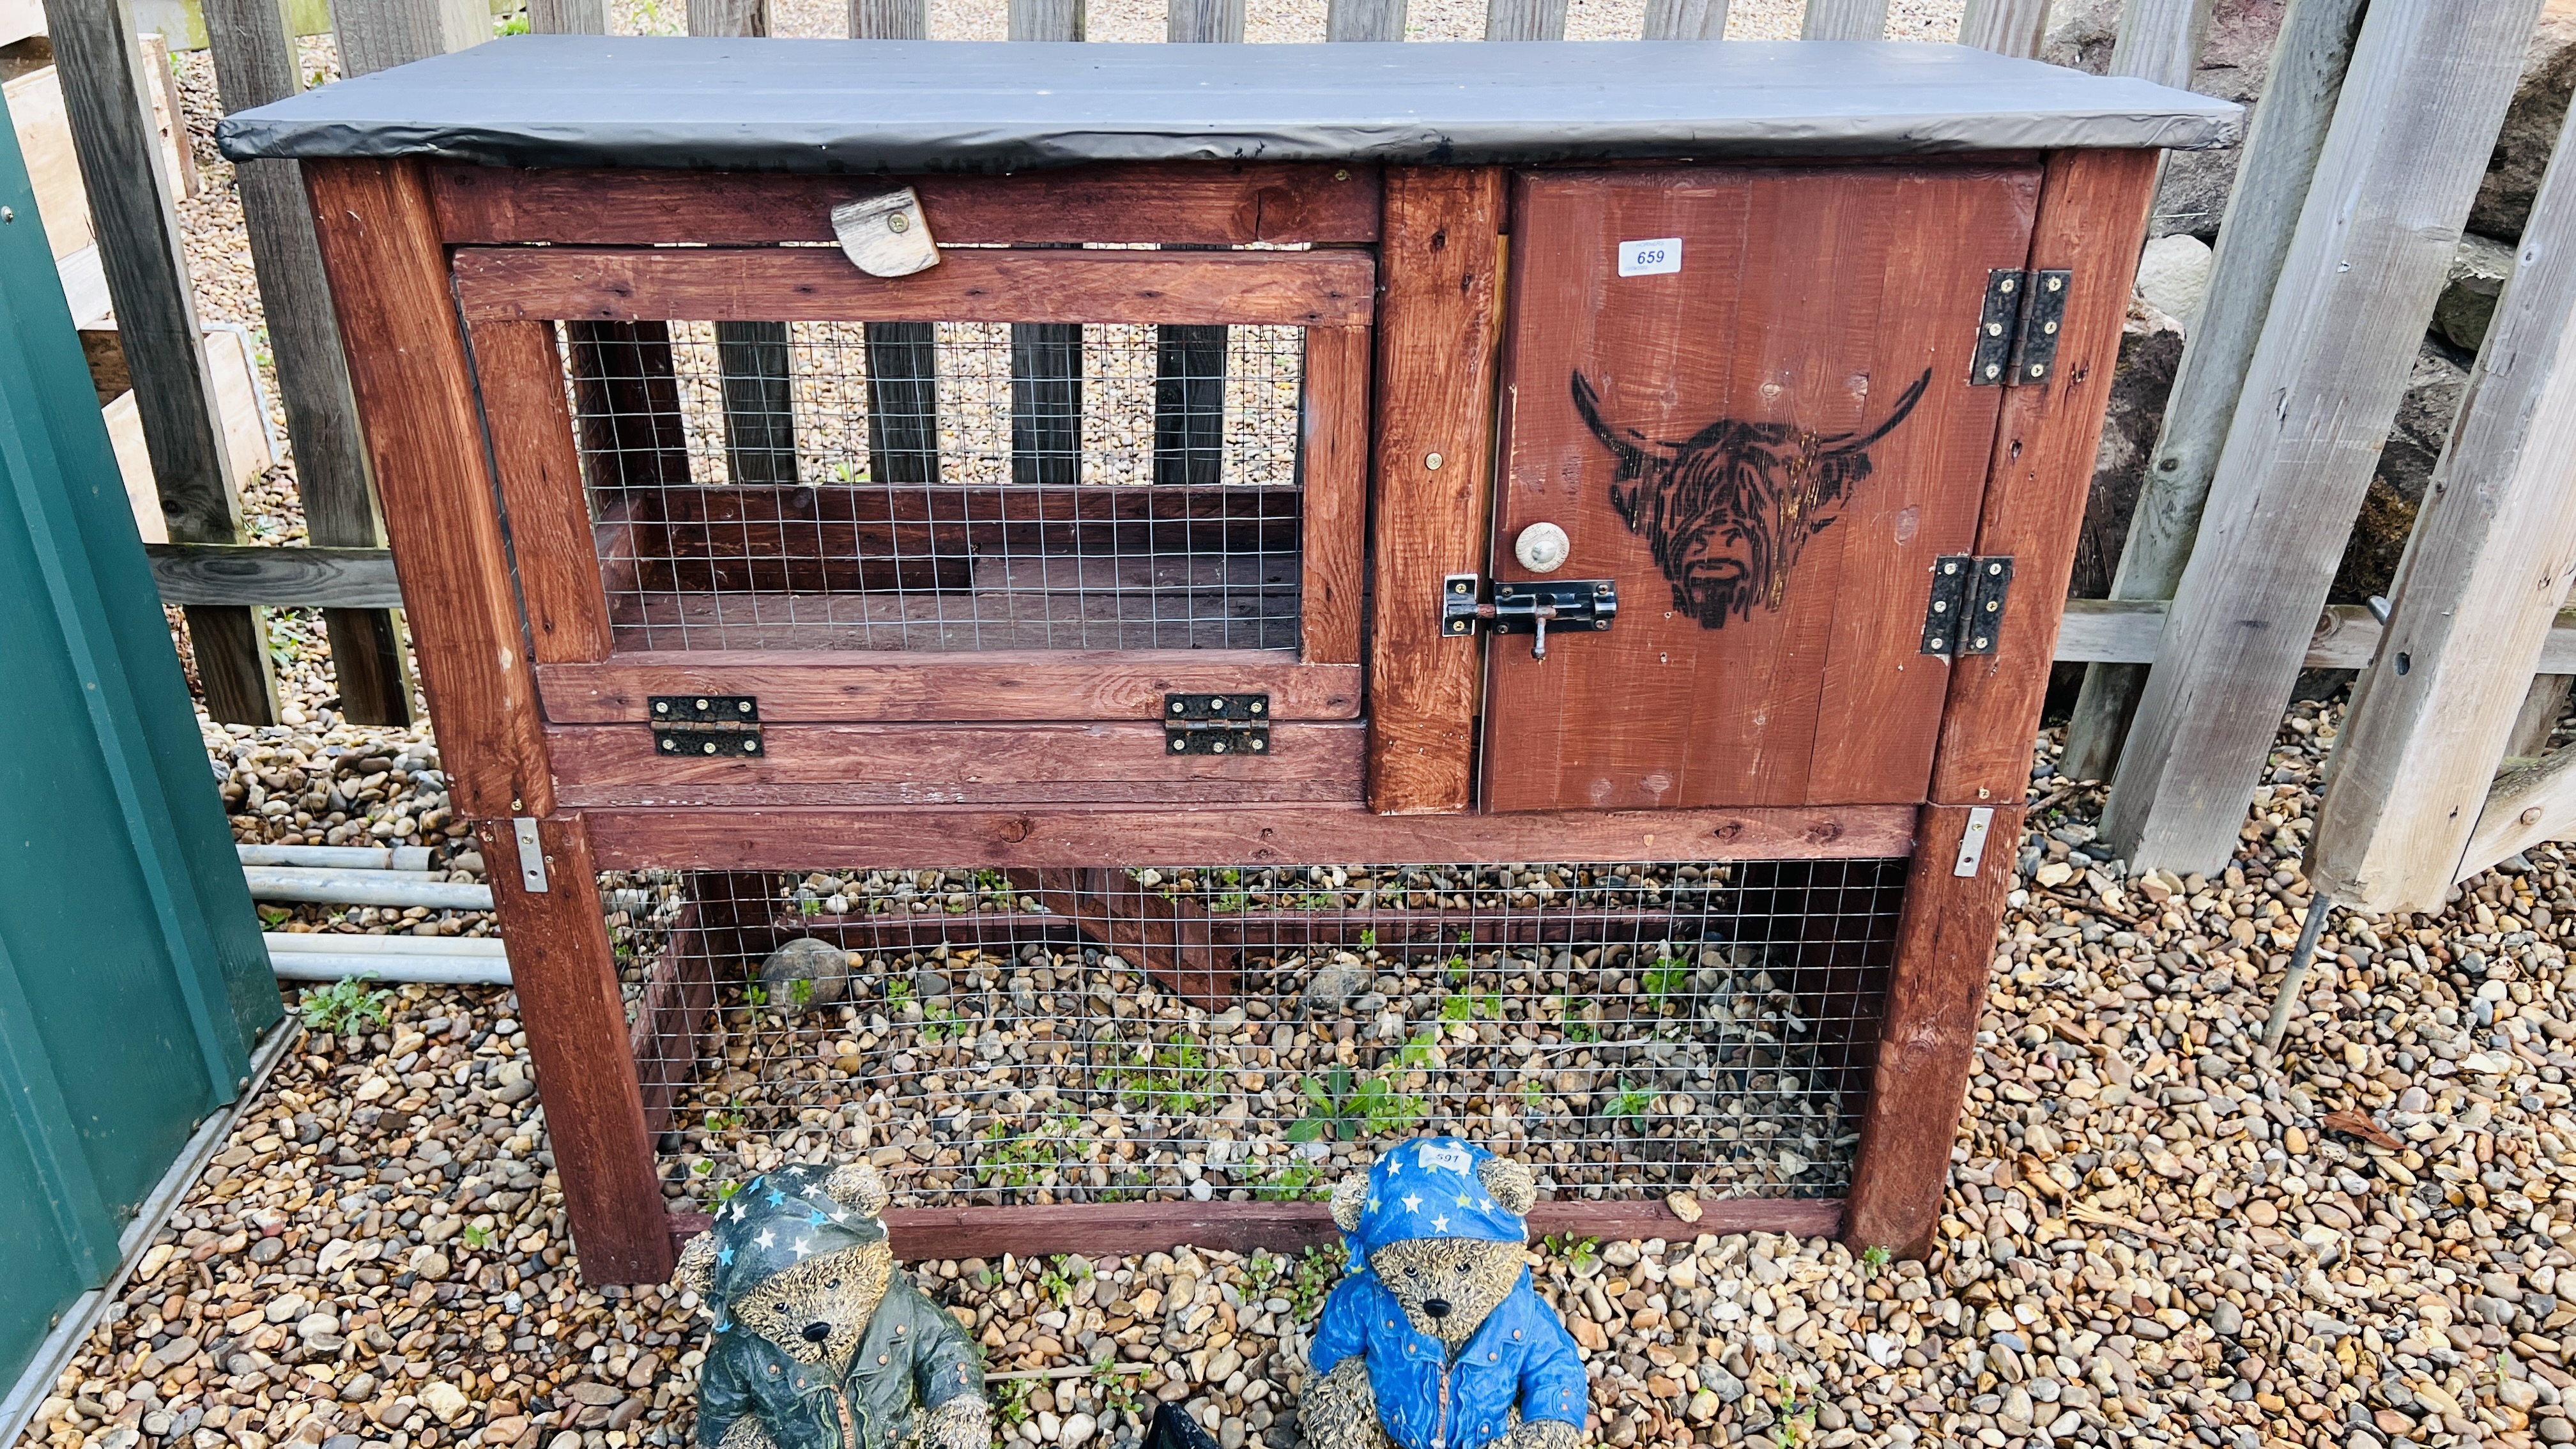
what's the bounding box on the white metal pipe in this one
[238,843,436,871]
[243,867,492,910]
[267,951,512,986]
[263,932,505,958]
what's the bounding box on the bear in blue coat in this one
[1299,1138,1587,1449]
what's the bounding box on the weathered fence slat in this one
[1641,0,1725,40]
[1328,0,1407,41]
[527,0,610,32]
[1799,0,1887,42]
[332,0,489,75]
[2310,97,2576,912]
[2101,0,2552,876]
[46,0,275,724]
[1954,0,2047,57]
[1168,0,1245,42]
[204,0,413,727]
[1484,0,1566,41]
[1010,0,1085,40]
[2060,0,2369,782]
[850,0,926,34]
[2108,0,2216,89]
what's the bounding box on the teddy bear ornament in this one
[677,1162,989,1449]
[1300,1137,1586,1449]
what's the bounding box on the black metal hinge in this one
[651,694,763,757]
[1920,556,2014,658]
[1969,268,2073,387]
[1166,693,1269,756]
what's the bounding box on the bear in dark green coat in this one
[676,1163,987,1449]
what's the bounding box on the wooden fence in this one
[56,0,2576,916]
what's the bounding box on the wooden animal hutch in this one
[220,38,2233,1282]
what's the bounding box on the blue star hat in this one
[703,1163,887,1331]
[1346,1136,1525,1261]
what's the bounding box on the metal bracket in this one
[1441,574,1618,660]
[1165,693,1270,756]
[651,694,763,758]
[511,817,549,893]
[1969,268,2073,387]
[1920,555,2014,658]
[1953,806,1995,878]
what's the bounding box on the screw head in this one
[1928,636,1946,651]
[2046,275,2064,292]
[1250,737,1266,751]
[1984,363,2002,379]
[1425,452,1444,470]
[888,213,910,233]
[1998,277,2016,293]
[1986,321,2003,336]
[1973,635,1989,648]
[1172,737,1185,751]
[702,741,718,755]
[743,739,759,753]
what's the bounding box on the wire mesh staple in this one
[560,320,1308,654]
[629,860,1906,1215]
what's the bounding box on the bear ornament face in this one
[1300,1138,1588,1449]
[675,1163,988,1449]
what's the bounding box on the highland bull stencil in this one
[1572,367,1933,629]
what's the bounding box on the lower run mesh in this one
[618,861,1907,1212]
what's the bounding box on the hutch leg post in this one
[479,815,676,1282]
[1841,804,2021,1259]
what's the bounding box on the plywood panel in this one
[1482,162,2039,812]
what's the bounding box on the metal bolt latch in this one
[1442,574,1619,660]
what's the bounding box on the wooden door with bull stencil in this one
[1479,162,2042,811]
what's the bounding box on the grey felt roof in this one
[216,36,2237,174]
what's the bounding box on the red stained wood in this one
[431,162,1384,247]
[585,802,1919,870]
[451,247,1377,328]
[479,815,673,1282]
[471,319,616,664]
[1931,150,2161,807]
[1481,162,2039,813]
[664,1196,1839,1260]
[303,158,553,818]
[544,721,1365,808]
[1301,326,1371,667]
[1367,167,1507,814]
[537,651,1360,723]
[1841,804,2020,1259]
[998,866,1238,1010]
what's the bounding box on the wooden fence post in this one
[850,0,925,34]
[44,0,277,726]
[1954,0,2046,57]
[1328,0,1406,41]
[1483,0,1564,41]
[1641,0,1724,40]
[2108,0,2215,88]
[526,0,609,31]
[1799,0,1885,42]
[204,0,415,728]
[2307,97,2576,912]
[1160,1,1238,487]
[1167,0,1243,42]
[2059,0,2368,783]
[1009,0,1084,39]
[332,0,489,75]
[1006,0,1083,489]
[2099,0,2550,877]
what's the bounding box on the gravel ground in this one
[27,702,2576,1449]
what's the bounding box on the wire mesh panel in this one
[625,860,1906,1215]
[560,321,1308,654]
